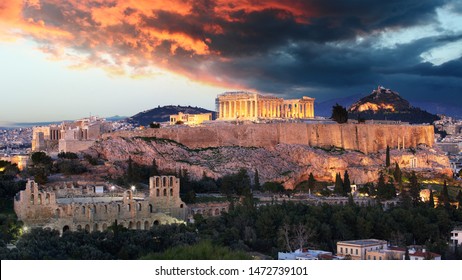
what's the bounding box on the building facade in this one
[336,239,387,260]
[169,112,212,126]
[32,116,111,153]
[216,91,315,121]
[451,227,462,247]
[14,176,187,234]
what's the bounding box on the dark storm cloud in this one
[6,0,462,108]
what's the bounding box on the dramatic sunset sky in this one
[1,0,461,123]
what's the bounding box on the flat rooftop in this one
[337,239,387,246]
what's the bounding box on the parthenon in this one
[216,91,315,120]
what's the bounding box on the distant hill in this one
[315,94,364,117]
[347,86,440,124]
[127,105,216,126]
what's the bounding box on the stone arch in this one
[55,208,61,218]
[163,189,167,196]
[85,224,90,233]
[153,220,160,226]
[127,204,131,212]
[77,225,82,231]
[170,189,173,196]
[137,203,142,211]
[144,221,149,230]
[180,204,184,208]
[136,221,141,230]
[169,177,173,186]
[37,194,42,205]
[156,189,160,197]
[117,204,121,213]
[163,177,167,186]
[102,223,108,231]
[30,194,34,205]
[214,208,220,216]
[82,206,86,214]
[156,177,160,186]
[129,221,134,229]
[93,205,97,214]
[149,204,153,213]
[62,225,70,233]
[45,193,50,204]
[93,223,99,232]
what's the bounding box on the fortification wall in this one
[104,123,434,153]
[59,139,95,153]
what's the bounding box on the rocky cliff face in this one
[88,136,451,189]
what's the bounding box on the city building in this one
[215,91,315,121]
[14,176,188,234]
[278,249,335,260]
[450,227,462,247]
[169,112,212,126]
[32,116,112,153]
[336,239,387,260]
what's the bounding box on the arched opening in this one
[153,220,160,226]
[127,204,131,212]
[163,177,167,186]
[170,189,173,196]
[221,208,226,213]
[129,221,134,229]
[105,205,108,213]
[137,203,142,211]
[55,208,61,218]
[156,189,160,197]
[136,221,141,230]
[45,194,50,204]
[82,206,86,215]
[214,208,220,216]
[169,177,173,186]
[37,194,42,205]
[93,223,99,232]
[93,205,97,214]
[85,224,90,233]
[102,223,108,231]
[180,204,184,208]
[117,204,121,213]
[77,225,82,231]
[62,225,70,233]
[163,189,167,196]
[144,221,149,230]
[156,177,160,186]
[149,204,153,213]
[30,194,34,205]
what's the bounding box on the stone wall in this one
[59,139,95,153]
[104,123,434,154]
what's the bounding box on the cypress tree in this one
[393,162,403,190]
[409,172,420,206]
[254,169,260,191]
[442,180,450,210]
[386,146,391,167]
[150,158,159,176]
[308,172,316,191]
[127,156,134,181]
[334,173,343,195]
[376,173,387,200]
[343,170,351,196]
[429,189,435,208]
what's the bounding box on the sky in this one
[0,0,461,123]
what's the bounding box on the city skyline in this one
[1,0,461,123]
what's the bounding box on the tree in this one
[150,159,159,176]
[253,169,260,191]
[385,146,391,167]
[331,104,348,124]
[405,247,410,260]
[393,162,403,190]
[127,156,134,182]
[376,173,387,200]
[334,173,344,195]
[429,189,435,208]
[149,122,160,128]
[442,180,450,210]
[343,170,351,195]
[409,172,420,206]
[307,173,316,191]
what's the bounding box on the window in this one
[356,249,358,255]
[379,257,382,260]
[163,189,167,196]
[170,189,173,196]
[373,256,376,260]
[340,247,343,253]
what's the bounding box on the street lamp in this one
[131,185,136,193]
